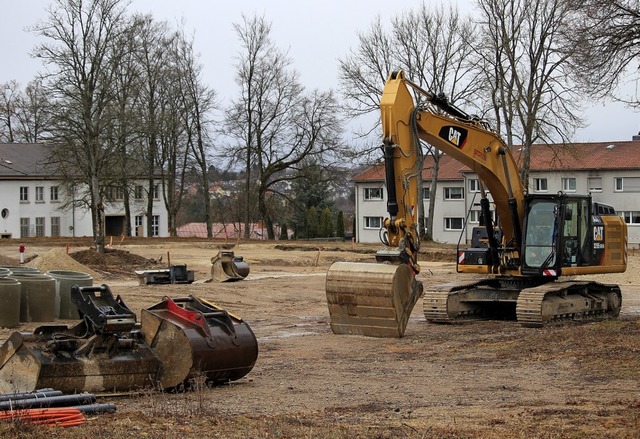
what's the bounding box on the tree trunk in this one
[91,175,105,254]
[426,154,440,241]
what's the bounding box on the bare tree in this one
[0,81,21,142]
[476,0,583,186]
[33,0,131,253]
[132,15,174,237]
[174,29,217,238]
[226,14,344,239]
[568,0,640,105]
[338,3,479,240]
[15,80,52,143]
[0,79,52,143]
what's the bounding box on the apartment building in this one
[0,143,168,239]
[354,140,640,247]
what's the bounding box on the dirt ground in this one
[0,238,638,438]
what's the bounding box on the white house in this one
[0,143,168,239]
[354,139,640,247]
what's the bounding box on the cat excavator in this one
[326,70,627,337]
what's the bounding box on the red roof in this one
[177,222,268,239]
[353,141,640,182]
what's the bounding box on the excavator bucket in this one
[141,295,258,388]
[0,285,258,393]
[0,285,160,394]
[325,262,423,337]
[211,251,250,282]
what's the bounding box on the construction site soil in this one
[0,237,638,438]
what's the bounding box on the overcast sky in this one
[1,0,639,143]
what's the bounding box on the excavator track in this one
[423,279,622,327]
[422,281,491,323]
[516,281,622,327]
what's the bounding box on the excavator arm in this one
[381,71,526,268]
[326,70,526,337]
[327,70,625,335]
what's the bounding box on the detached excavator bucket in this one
[211,250,250,282]
[326,262,423,338]
[0,285,258,393]
[0,327,161,394]
[141,295,258,388]
[0,285,161,394]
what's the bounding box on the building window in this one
[151,215,160,237]
[20,187,29,202]
[615,177,640,192]
[620,211,640,225]
[534,178,548,192]
[468,179,480,193]
[364,187,383,201]
[105,187,125,201]
[50,216,60,237]
[153,184,160,200]
[562,177,576,192]
[422,187,430,200]
[20,218,30,238]
[35,186,44,202]
[445,217,464,231]
[444,187,464,200]
[588,177,602,192]
[469,210,481,224]
[50,186,59,202]
[35,217,45,237]
[135,215,144,237]
[364,216,383,229]
[134,185,144,200]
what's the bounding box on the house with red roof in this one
[353,139,640,246]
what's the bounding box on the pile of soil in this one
[26,248,101,279]
[70,248,164,278]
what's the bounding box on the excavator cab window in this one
[560,198,591,267]
[523,199,558,270]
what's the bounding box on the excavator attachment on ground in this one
[0,285,258,393]
[326,262,422,337]
[141,295,258,387]
[211,250,250,282]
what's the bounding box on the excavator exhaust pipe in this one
[0,285,258,393]
[326,262,423,338]
[211,250,250,282]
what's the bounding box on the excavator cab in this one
[520,194,627,277]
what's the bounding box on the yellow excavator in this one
[326,70,627,337]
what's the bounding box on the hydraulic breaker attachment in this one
[141,295,258,388]
[326,262,423,337]
[211,251,250,282]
